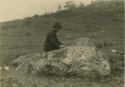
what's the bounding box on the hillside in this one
[0,1,124,87]
[0,0,124,63]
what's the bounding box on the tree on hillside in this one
[58,5,61,11]
[100,0,106,1]
[91,1,96,4]
[110,0,123,2]
[64,1,76,9]
[79,2,84,8]
[96,0,111,3]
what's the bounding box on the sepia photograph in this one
[0,0,124,87]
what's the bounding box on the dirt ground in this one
[0,63,123,87]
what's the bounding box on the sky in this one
[0,0,94,22]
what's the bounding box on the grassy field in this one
[0,1,124,87]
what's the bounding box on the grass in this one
[0,1,124,87]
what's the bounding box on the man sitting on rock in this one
[44,22,65,52]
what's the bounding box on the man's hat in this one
[53,22,62,29]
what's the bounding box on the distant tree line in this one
[56,0,124,11]
[58,1,84,10]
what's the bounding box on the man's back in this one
[44,30,62,52]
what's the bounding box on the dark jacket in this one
[44,30,62,52]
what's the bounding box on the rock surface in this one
[13,46,110,77]
[73,37,96,47]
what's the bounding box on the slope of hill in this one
[0,1,124,87]
[0,0,124,63]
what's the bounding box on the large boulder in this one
[13,46,110,77]
[72,37,96,47]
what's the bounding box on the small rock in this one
[12,83,18,87]
[111,50,117,53]
[4,66,10,71]
[0,66,2,70]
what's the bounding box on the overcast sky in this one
[0,0,94,22]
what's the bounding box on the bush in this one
[108,53,124,76]
[95,43,103,49]
[103,41,114,47]
[103,41,108,47]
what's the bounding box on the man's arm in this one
[56,36,65,48]
[56,37,63,45]
[48,33,60,49]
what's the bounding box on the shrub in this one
[103,41,108,47]
[95,43,103,49]
[108,53,124,76]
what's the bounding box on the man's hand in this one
[60,45,65,48]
